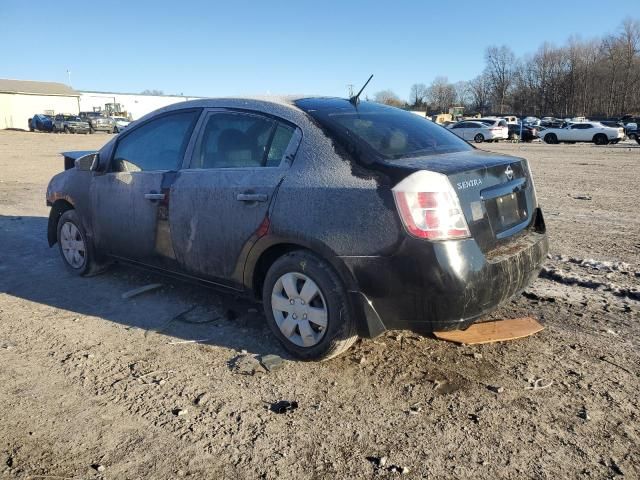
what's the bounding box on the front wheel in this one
[63,126,70,134]
[56,210,105,276]
[474,133,484,143]
[544,133,558,144]
[262,251,358,361]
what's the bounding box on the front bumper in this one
[343,209,548,337]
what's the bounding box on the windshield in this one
[296,99,471,160]
[63,115,81,121]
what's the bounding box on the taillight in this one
[392,170,471,241]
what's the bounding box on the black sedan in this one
[46,97,548,360]
[508,123,538,142]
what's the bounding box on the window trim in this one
[108,107,203,174]
[185,108,301,171]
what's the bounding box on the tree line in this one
[374,18,640,119]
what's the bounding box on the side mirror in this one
[75,153,98,171]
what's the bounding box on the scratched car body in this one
[45,97,548,360]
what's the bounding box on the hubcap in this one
[271,272,328,347]
[60,221,86,269]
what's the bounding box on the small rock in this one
[578,407,591,421]
[379,456,387,467]
[488,385,505,394]
[173,408,188,416]
[232,354,265,375]
[92,464,105,472]
[260,354,284,372]
[473,352,483,360]
[270,400,298,414]
[402,466,410,474]
[194,393,209,406]
[359,356,366,365]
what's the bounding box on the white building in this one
[79,91,202,120]
[0,78,204,130]
[0,79,80,130]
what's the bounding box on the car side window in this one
[191,112,294,169]
[112,110,200,173]
[452,123,462,129]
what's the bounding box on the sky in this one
[1,0,638,100]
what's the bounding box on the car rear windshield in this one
[296,99,471,160]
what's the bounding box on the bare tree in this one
[408,83,427,108]
[427,76,456,113]
[484,46,517,114]
[141,89,164,96]
[374,90,403,107]
[468,74,491,115]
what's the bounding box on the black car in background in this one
[508,123,538,142]
[46,97,548,360]
[28,113,54,132]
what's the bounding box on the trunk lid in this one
[383,150,537,252]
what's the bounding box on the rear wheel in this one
[56,210,105,276]
[262,251,358,361]
[474,133,484,143]
[544,133,558,144]
[63,126,70,134]
[593,134,608,145]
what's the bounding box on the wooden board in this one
[433,317,544,345]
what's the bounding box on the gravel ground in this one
[0,130,638,479]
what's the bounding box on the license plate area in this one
[486,191,528,233]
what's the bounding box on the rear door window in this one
[190,112,295,169]
[112,109,200,172]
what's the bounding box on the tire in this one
[628,133,637,141]
[63,126,70,134]
[544,133,558,144]
[89,126,95,134]
[262,250,358,361]
[474,133,484,143]
[593,134,608,145]
[636,137,640,145]
[113,126,119,134]
[56,210,104,276]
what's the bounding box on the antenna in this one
[349,74,373,106]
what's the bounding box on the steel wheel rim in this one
[271,272,328,348]
[60,221,86,269]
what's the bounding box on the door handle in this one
[236,193,268,202]
[144,193,165,201]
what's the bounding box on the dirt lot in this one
[0,130,638,479]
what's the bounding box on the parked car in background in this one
[45,97,548,360]
[501,115,519,124]
[28,114,54,132]
[79,112,116,133]
[448,120,504,143]
[52,114,90,134]
[507,124,538,142]
[523,116,540,126]
[600,120,624,129]
[624,122,638,140]
[111,116,131,133]
[540,122,624,145]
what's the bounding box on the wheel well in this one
[252,243,306,299]
[47,199,74,246]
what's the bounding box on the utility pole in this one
[66,69,72,86]
[347,84,354,98]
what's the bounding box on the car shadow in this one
[0,214,287,358]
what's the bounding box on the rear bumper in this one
[343,209,548,337]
